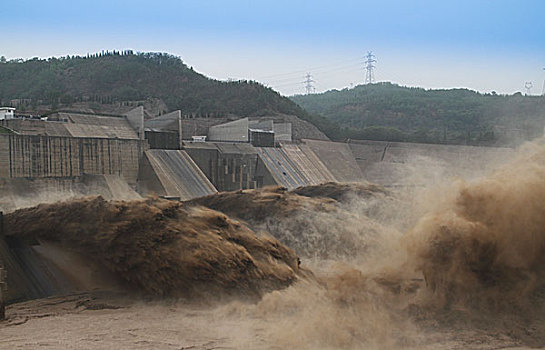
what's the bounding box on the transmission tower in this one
[364,51,377,84]
[304,73,315,94]
[525,81,533,95]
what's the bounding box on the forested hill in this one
[6,53,543,146]
[291,82,545,146]
[0,51,320,123]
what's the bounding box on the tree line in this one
[292,82,545,146]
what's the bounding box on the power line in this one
[262,62,361,86]
[272,81,307,88]
[255,57,362,80]
[364,51,377,84]
[312,63,362,77]
[255,55,371,93]
[266,64,362,94]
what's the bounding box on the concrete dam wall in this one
[138,150,217,200]
[0,175,140,213]
[255,144,336,190]
[348,139,516,187]
[303,139,364,183]
[0,132,522,305]
[0,134,146,186]
[184,142,261,191]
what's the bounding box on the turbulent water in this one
[4,138,545,349]
[4,197,301,299]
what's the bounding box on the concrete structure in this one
[249,129,275,147]
[145,130,180,150]
[0,108,15,120]
[1,111,140,140]
[124,106,145,140]
[273,123,292,142]
[138,150,217,200]
[348,139,515,187]
[208,118,249,143]
[0,134,145,185]
[0,175,140,213]
[255,144,337,189]
[183,140,342,191]
[252,113,328,141]
[0,122,523,306]
[0,110,158,201]
[0,234,77,303]
[0,109,147,187]
[249,119,274,131]
[208,118,293,144]
[280,143,336,184]
[303,139,364,183]
[181,118,229,140]
[180,115,313,141]
[184,142,259,191]
[255,147,309,189]
[144,110,183,149]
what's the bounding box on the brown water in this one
[3,140,545,349]
[4,197,301,299]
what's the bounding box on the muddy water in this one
[3,140,545,349]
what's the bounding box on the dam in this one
[0,108,515,303]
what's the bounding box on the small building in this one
[0,108,15,120]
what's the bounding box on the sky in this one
[2,0,545,96]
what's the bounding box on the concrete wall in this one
[0,136,9,179]
[0,175,140,213]
[254,143,337,189]
[348,139,515,187]
[249,119,273,131]
[0,134,146,185]
[184,143,258,191]
[180,118,229,140]
[255,147,309,189]
[137,150,216,200]
[124,106,145,140]
[144,110,183,148]
[145,130,180,150]
[303,139,364,183]
[0,235,75,303]
[208,118,249,142]
[281,143,336,184]
[274,123,292,142]
[249,130,275,147]
[0,119,72,137]
[2,114,140,140]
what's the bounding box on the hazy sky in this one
[3,0,545,96]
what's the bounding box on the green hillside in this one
[292,82,545,146]
[6,53,541,146]
[0,51,330,128]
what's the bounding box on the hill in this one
[0,51,332,138]
[291,82,545,146]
